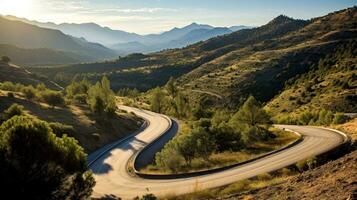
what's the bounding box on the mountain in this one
[3,16,251,55]
[111,27,233,54]
[139,23,215,44]
[229,25,252,31]
[3,16,143,46]
[34,6,357,108]
[0,16,117,61]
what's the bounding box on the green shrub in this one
[41,90,65,108]
[0,116,95,199]
[2,103,25,121]
[73,94,88,104]
[49,122,75,137]
[332,113,350,124]
[21,85,37,100]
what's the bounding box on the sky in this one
[0,0,355,34]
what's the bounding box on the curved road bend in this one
[89,106,346,199]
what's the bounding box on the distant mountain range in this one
[3,15,252,55]
[0,16,117,64]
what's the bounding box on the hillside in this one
[265,41,357,116]
[32,7,357,109]
[0,16,117,61]
[223,150,357,200]
[0,44,89,66]
[0,61,62,90]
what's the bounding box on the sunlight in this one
[0,0,33,16]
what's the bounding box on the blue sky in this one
[1,0,356,34]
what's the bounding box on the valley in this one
[0,3,356,200]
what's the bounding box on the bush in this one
[1,55,11,63]
[332,113,350,124]
[49,122,75,137]
[7,92,14,98]
[73,94,88,104]
[41,90,65,108]
[21,85,37,100]
[2,103,24,121]
[0,116,95,199]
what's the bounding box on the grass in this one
[141,127,299,174]
[0,90,142,153]
[162,169,296,200]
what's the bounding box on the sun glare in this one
[0,0,33,16]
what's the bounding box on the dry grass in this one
[0,90,141,153]
[162,169,295,200]
[331,118,357,142]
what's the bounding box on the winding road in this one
[89,105,347,199]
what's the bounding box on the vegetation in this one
[1,55,11,63]
[145,96,296,173]
[274,109,350,125]
[0,104,95,199]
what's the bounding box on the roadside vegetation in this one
[0,77,141,152]
[0,103,95,199]
[141,92,299,174]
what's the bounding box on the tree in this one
[0,116,95,199]
[87,77,117,117]
[191,127,216,160]
[175,92,190,118]
[166,77,177,98]
[1,56,11,63]
[150,87,165,113]
[155,141,182,173]
[230,96,270,127]
[41,90,65,108]
[176,133,196,165]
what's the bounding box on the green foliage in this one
[49,122,75,137]
[65,79,90,101]
[117,87,140,98]
[1,55,11,63]
[155,140,183,173]
[21,85,37,100]
[0,116,94,199]
[0,81,23,91]
[332,113,349,124]
[166,77,177,98]
[87,76,117,117]
[230,96,271,127]
[2,103,24,121]
[41,90,65,108]
[150,87,165,113]
[275,109,350,125]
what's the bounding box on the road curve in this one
[89,106,347,199]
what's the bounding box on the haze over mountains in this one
[3,15,251,56]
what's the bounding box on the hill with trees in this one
[0,44,90,66]
[33,7,357,112]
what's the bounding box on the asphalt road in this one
[89,105,347,199]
